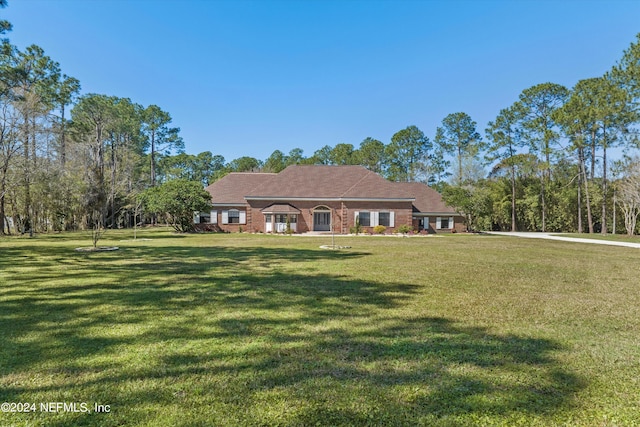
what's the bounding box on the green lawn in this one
[1,229,639,426]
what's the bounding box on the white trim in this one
[193,213,200,224]
[239,210,247,225]
[389,211,395,227]
[222,210,229,224]
[210,210,217,224]
[372,211,379,227]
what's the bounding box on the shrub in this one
[351,215,363,235]
[373,225,386,234]
[397,224,412,235]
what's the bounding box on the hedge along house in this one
[197,165,465,234]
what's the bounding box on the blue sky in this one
[4,0,640,162]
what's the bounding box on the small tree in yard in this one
[142,179,211,232]
[617,158,640,236]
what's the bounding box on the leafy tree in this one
[263,149,287,173]
[71,94,118,229]
[8,44,61,234]
[590,75,635,234]
[0,98,18,234]
[513,82,569,231]
[440,182,491,231]
[0,0,11,36]
[486,106,524,231]
[386,125,431,182]
[52,74,80,167]
[554,79,599,233]
[427,146,451,187]
[311,145,332,165]
[616,157,640,235]
[355,137,385,174]
[286,148,306,166]
[142,104,184,187]
[141,179,211,232]
[329,143,355,165]
[227,156,262,172]
[612,32,640,119]
[435,112,482,185]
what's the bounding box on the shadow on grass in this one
[0,241,585,426]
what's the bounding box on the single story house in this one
[195,165,465,234]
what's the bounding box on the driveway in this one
[485,232,640,249]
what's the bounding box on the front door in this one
[313,211,331,231]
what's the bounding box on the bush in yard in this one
[397,224,412,235]
[142,179,211,232]
[350,215,363,235]
[373,225,386,234]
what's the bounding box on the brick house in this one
[196,165,465,234]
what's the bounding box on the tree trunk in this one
[0,178,6,235]
[582,156,594,234]
[60,104,66,167]
[23,116,32,236]
[510,162,516,232]
[540,173,546,232]
[601,127,608,235]
[577,147,583,233]
[150,129,156,187]
[110,135,117,228]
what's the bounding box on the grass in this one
[1,229,639,426]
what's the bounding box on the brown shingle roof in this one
[260,204,301,214]
[205,172,276,204]
[246,165,414,200]
[396,182,458,214]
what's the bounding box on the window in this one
[379,212,390,227]
[222,209,246,225]
[265,214,272,223]
[275,214,296,223]
[436,216,454,230]
[228,210,240,223]
[200,212,211,223]
[358,211,370,226]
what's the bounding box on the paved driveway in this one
[485,232,640,249]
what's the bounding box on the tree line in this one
[0,0,639,235]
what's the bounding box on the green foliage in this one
[285,215,292,235]
[141,179,211,232]
[386,125,431,182]
[350,215,363,235]
[435,112,483,185]
[356,137,386,173]
[373,225,386,234]
[441,182,493,231]
[396,224,411,234]
[329,143,356,165]
[263,149,287,173]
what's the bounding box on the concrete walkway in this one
[486,232,640,249]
